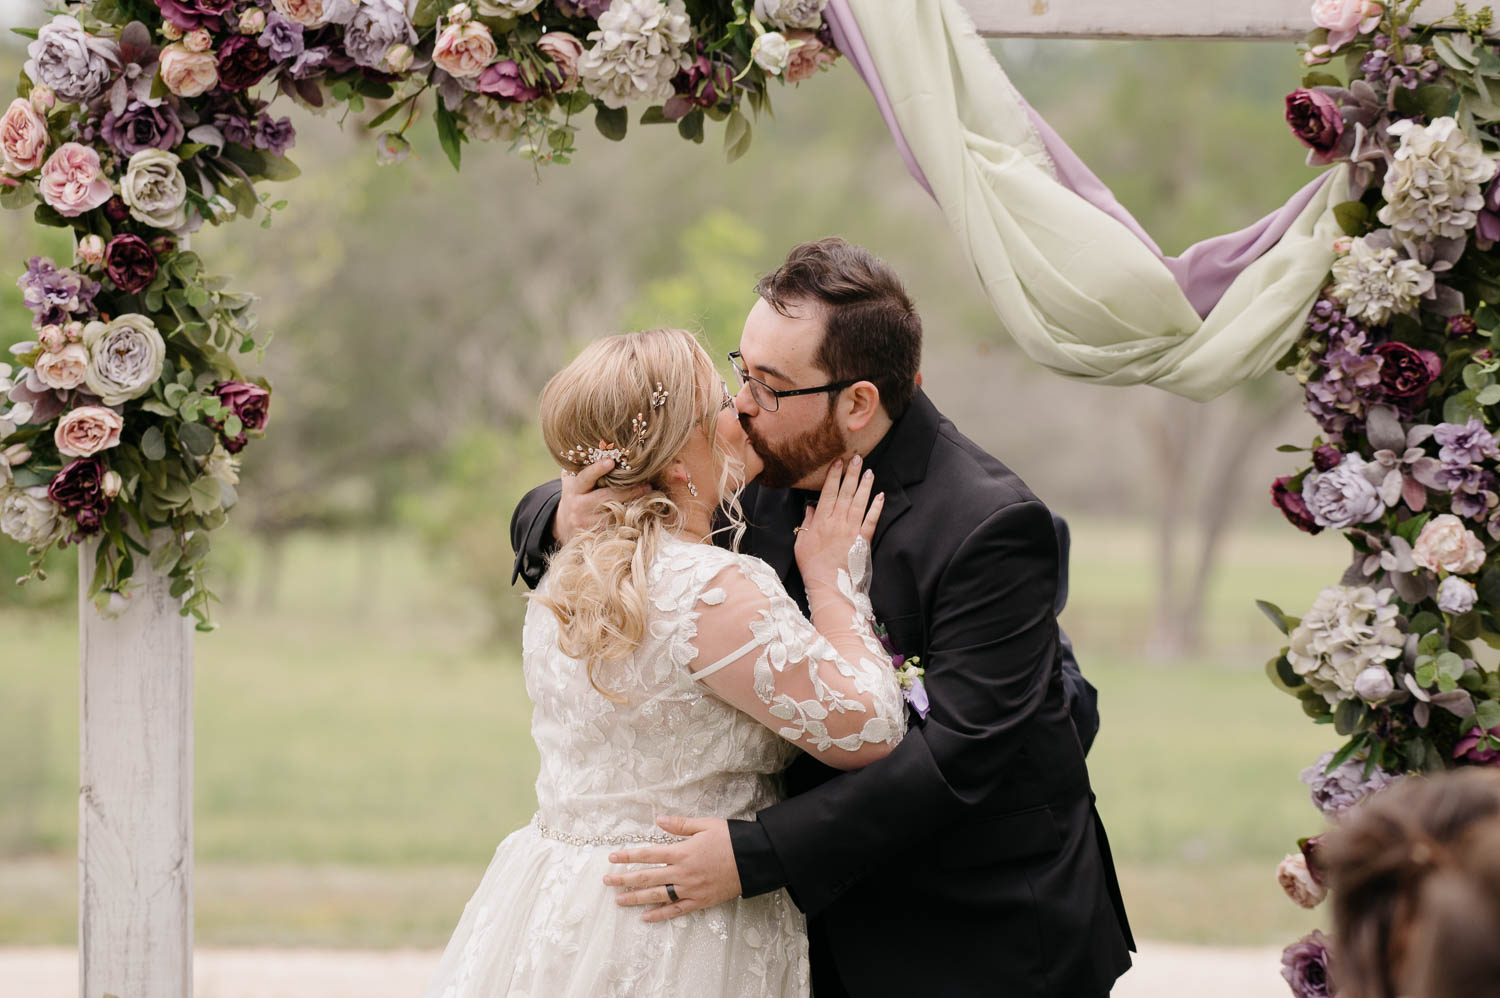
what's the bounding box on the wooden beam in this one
[79,529,194,998]
[960,0,1467,40]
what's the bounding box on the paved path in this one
[0,940,1289,997]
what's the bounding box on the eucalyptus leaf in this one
[188,475,221,515]
[1333,698,1363,736]
[1478,384,1500,406]
[1256,599,1292,635]
[595,105,628,141]
[723,108,752,163]
[178,420,216,457]
[1475,699,1500,731]
[1332,200,1369,236]
[140,426,166,461]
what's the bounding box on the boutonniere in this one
[875,622,929,718]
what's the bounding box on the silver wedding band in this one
[665,884,679,903]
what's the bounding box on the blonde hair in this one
[535,328,745,700]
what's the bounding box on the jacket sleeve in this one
[1052,513,1100,754]
[733,499,1063,915]
[509,479,563,589]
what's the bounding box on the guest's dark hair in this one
[754,237,922,420]
[1323,768,1500,998]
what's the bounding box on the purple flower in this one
[213,112,256,148]
[258,12,305,62]
[1302,454,1385,529]
[17,257,100,327]
[478,60,542,102]
[253,115,296,156]
[47,455,110,537]
[1300,751,1400,818]
[554,0,611,16]
[1285,89,1343,161]
[904,675,930,718]
[1373,342,1442,405]
[155,0,236,31]
[104,234,157,294]
[1281,930,1336,998]
[289,46,332,79]
[1479,178,1500,246]
[1454,722,1500,765]
[1448,313,1480,337]
[1272,476,1323,534]
[212,380,270,432]
[1312,445,1343,472]
[665,55,734,120]
[218,35,275,91]
[100,100,185,157]
[1433,419,1500,466]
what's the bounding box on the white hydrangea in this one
[1328,235,1434,325]
[1379,117,1498,240]
[753,0,826,30]
[460,96,526,142]
[1287,586,1405,706]
[577,0,693,109]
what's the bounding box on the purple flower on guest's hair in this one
[46,455,110,537]
[1281,930,1336,998]
[1301,751,1400,818]
[478,60,542,102]
[258,12,305,62]
[1373,342,1442,405]
[17,256,100,327]
[1285,89,1343,160]
[100,100,185,157]
[1272,476,1324,534]
[254,115,296,156]
[218,35,275,91]
[1434,419,1500,466]
[1312,446,1343,472]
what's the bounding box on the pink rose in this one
[38,324,67,352]
[271,0,327,28]
[1276,853,1328,909]
[1412,513,1488,576]
[159,43,219,98]
[1311,0,1383,51]
[537,31,583,88]
[76,233,105,269]
[432,21,497,80]
[34,343,90,390]
[784,29,836,84]
[1,98,49,175]
[55,405,123,458]
[38,142,112,217]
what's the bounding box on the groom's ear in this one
[843,381,882,433]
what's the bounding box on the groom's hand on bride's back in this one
[553,457,651,544]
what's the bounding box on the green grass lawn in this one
[0,518,1352,946]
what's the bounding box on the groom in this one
[510,238,1133,997]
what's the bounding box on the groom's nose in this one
[732,384,759,418]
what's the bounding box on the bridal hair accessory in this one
[559,383,671,473]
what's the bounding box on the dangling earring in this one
[686,472,699,498]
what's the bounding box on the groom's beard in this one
[741,407,846,490]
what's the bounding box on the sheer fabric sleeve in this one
[687,539,906,770]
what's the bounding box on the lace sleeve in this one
[687,540,906,770]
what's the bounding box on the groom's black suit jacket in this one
[511,390,1133,998]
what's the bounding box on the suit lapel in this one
[865,389,939,550]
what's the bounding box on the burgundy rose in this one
[48,456,110,536]
[104,234,158,294]
[1447,313,1480,337]
[1312,445,1343,472]
[1273,475,1323,535]
[100,100,185,157]
[1281,930,1336,998]
[1373,342,1442,404]
[477,61,541,102]
[213,380,270,432]
[217,35,274,92]
[1285,88,1343,159]
[665,55,733,119]
[102,195,130,224]
[156,0,236,31]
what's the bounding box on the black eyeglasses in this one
[727,351,866,413]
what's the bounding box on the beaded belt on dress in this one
[531,814,681,847]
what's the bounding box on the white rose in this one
[82,314,165,405]
[752,31,791,75]
[0,484,63,547]
[1412,514,1487,576]
[1353,666,1395,704]
[753,0,826,30]
[1276,853,1328,909]
[120,149,187,230]
[1437,575,1479,615]
[34,343,89,390]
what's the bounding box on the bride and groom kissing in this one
[422,237,1134,997]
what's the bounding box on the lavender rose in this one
[217,35,275,91]
[1437,575,1479,614]
[1448,313,1480,337]
[1303,453,1384,529]
[1280,930,1336,998]
[1434,418,1500,466]
[1373,342,1442,404]
[101,101,186,157]
[104,235,157,294]
[253,115,296,156]
[47,455,110,536]
[82,314,165,405]
[1301,751,1399,818]
[1286,88,1344,161]
[478,60,542,102]
[343,0,417,71]
[258,12,306,62]
[1353,665,1395,703]
[157,0,236,31]
[23,15,121,105]
[1272,475,1324,534]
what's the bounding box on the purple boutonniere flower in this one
[876,622,929,719]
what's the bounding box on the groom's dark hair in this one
[755,237,923,420]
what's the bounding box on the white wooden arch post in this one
[75,1,1470,995]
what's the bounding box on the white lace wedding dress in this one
[421,534,905,998]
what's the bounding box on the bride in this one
[421,327,907,998]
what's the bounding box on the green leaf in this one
[258,156,301,182]
[1417,660,1438,687]
[639,106,671,125]
[1464,363,1493,390]
[677,109,704,144]
[594,105,629,141]
[150,539,182,576]
[1478,566,1500,611]
[9,27,39,39]
[1475,699,1500,731]
[1302,71,1342,88]
[366,99,410,131]
[164,383,189,407]
[140,426,166,461]
[1445,388,1486,425]
[1479,384,1500,406]
[1416,84,1456,120]
[1438,651,1467,682]
[1334,698,1364,736]
[1453,610,1482,640]
[1396,512,1432,545]
[0,179,35,211]
[723,108,752,163]
[1267,655,1305,694]
[188,475,221,515]
[434,102,463,171]
[353,78,395,100]
[1411,611,1443,635]
[178,420,216,457]
[1326,731,1368,770]
[1333,200,1370,237]
[1274,443,1306,453]
[33,203,68,228]
[1256,599,1292,635]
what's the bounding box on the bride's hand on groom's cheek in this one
[602,816,741,922]
[554,456,651,544]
